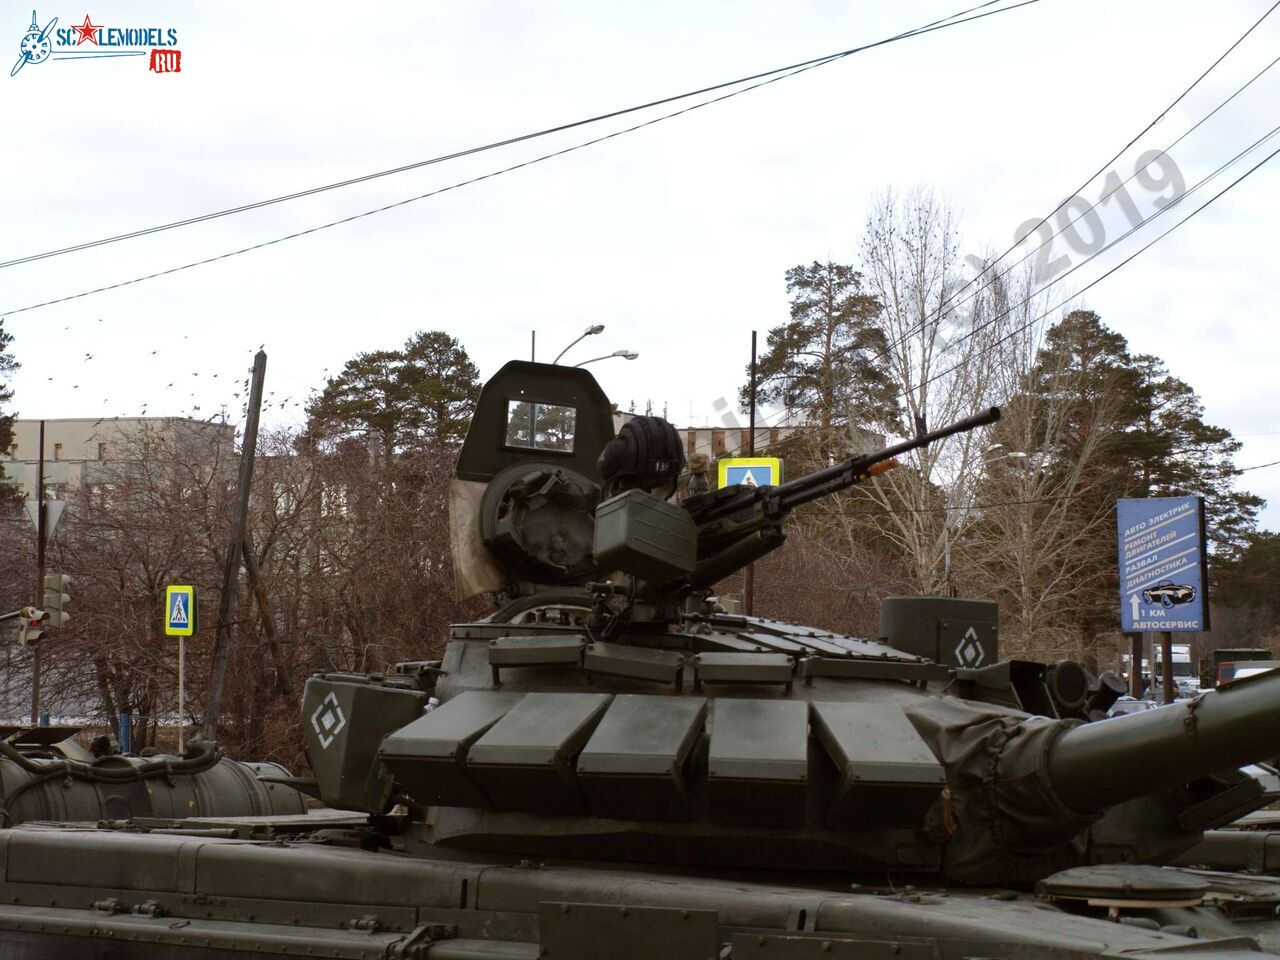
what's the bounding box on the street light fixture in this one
[553,324,606,364]
[575,350,639,367]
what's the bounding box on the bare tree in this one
[49,420,235,748]
[811,188,1012,594]
[8,416,482,766]
[960,299,1121,662]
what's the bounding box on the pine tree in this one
[306,331,481,454]
[307,349,408,458]
[743,261,900,434]
[399,331,482,447]
[1127,354,1261,559]
[1002,310,1258,637]
[1213,531,1280,633]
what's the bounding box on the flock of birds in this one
[39,320,325,429]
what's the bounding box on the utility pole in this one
[531,331,536,362]
[202,351,267,741]
[242,529,292,696]
[1160,630,1175,705]
[30,420,45,725]
[1128,633,1142,698]
[744,331,757,616]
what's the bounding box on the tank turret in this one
[300,359,1280,886]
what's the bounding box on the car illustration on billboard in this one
[1141,581,1197,607]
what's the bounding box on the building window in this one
[98,442,107,460]
[53,443,63,461]
[322,485,349,517]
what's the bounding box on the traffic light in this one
[42,573,70,629]
[16,606,48,646]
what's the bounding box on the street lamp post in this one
[575,350,639,367]
[553,324,605,364]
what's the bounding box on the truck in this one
[1208,646,1275,688]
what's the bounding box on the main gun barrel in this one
[1046,667,1280,813]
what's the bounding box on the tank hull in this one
[0,823,1277,959]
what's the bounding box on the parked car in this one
[1108,696,1159,717]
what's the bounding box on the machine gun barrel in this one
[691,406,1002,525]
[1046,667,1280,813]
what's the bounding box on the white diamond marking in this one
[310,691,347,749]
[954,627,986,667]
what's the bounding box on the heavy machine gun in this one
[674,407,1002,591]
[688,405,1002,526]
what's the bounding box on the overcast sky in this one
[3,0,1279,526]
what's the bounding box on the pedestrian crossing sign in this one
[718,456,782,490]
[165,584,197,637]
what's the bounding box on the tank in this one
[4,359,1280,959]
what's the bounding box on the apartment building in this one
[2,418,236,498]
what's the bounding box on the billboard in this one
[1117,496,1209,633]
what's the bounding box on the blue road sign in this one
[718,456,782,489]
[1117,496,1208,633]
[725,466,769,487]
[165,584,197,637]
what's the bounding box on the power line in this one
[899,139,1280,413]
[723,11,1280,459]
[0,0,1036,275]
[731,123,1280,464]
[842,493,1079,516]
[730,112,1276,453]
[872,0,1280,367]
[0,1,1045,320]
[925,49,1280,341]
[1239,458,1280,473]
[818,114,1280,435]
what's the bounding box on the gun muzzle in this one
[867,458,898,477]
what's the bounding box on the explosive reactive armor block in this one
[810,701,945,827]
[303,674,428,813]
[380,690,524,807]
[466,692,613,815]
[707,698,809,826]
[577,694,707,821]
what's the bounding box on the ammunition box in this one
[878,596,999,669]
[593,489,697,582]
